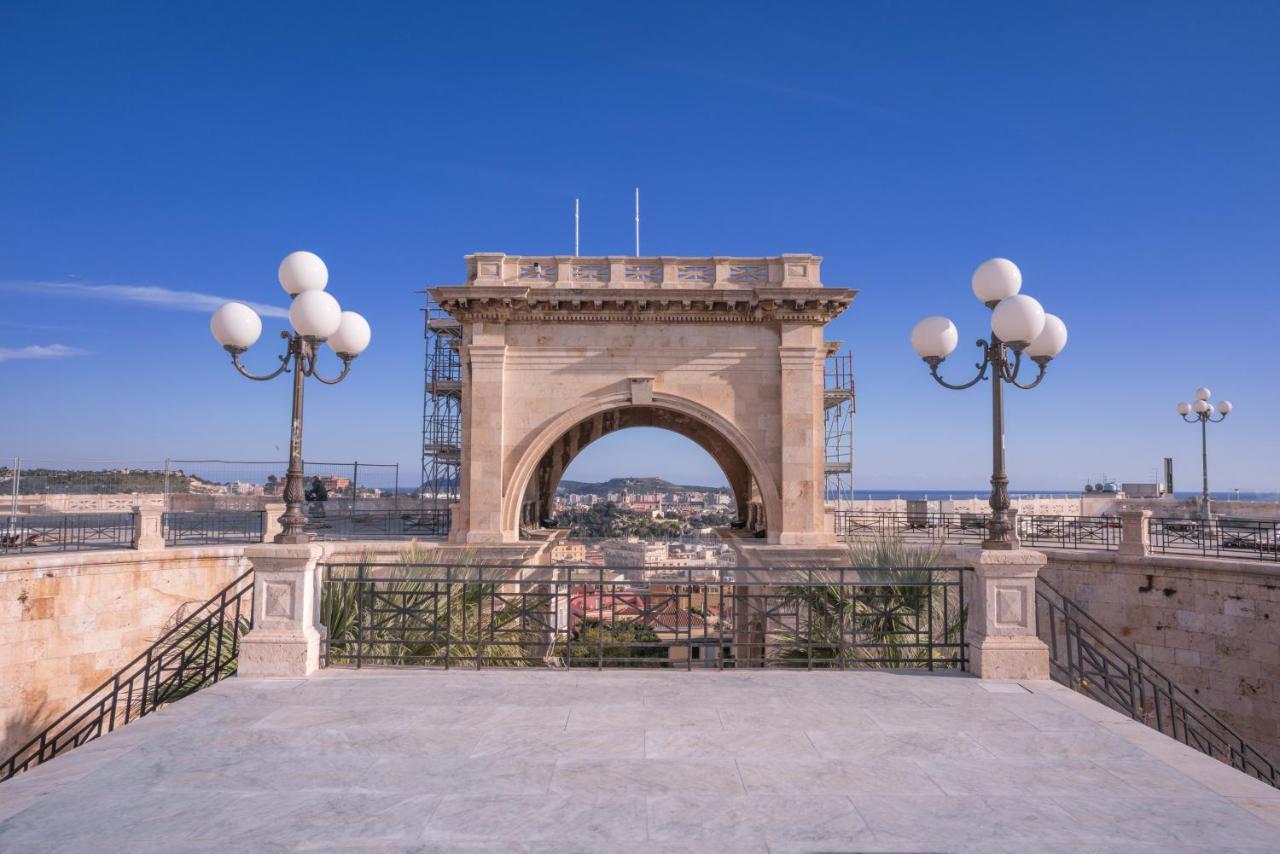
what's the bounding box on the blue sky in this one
[2,2,1277,492]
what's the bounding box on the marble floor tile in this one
[4,669,1277,852]
[737,756,946,796]
[550,756,746,796]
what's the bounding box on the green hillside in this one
[556,477,731,496]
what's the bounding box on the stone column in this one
[238,544,324,677]
[964,547,1049,680]
[261,502,285,543]
[132,507,165,550]
[777,323,826,545]
[457,321,507,543]
[1118,509,1151,557]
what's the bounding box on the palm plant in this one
[320,544,550,667]
[771,533,965,668]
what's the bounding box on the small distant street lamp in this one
[210,252,371,543]
[910,259,1068,550]
[1176,387,1232,517]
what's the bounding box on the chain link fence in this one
[2,457,407,520]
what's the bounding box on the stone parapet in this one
[131,507,165,551]
[458,253,827,290]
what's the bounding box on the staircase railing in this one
[0,568,254,783]
[1036,577,1278,789]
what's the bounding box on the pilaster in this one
[458,321,507,543]
[777,323,826,545]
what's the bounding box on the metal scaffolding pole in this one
[823,343,856,512]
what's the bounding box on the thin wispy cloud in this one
[646,60,932,127]
[1,281,290,318]
[0,320,78,331]
[0,344,90,363]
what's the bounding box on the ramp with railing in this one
[1036,576,1278,789]
[0,569,254,783]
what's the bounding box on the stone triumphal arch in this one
[429,253,855,545]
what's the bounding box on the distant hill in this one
[556,477,731,497]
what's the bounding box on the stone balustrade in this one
[459,253,825,289]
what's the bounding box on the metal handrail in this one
[0,568,255,783]
[1036,576,1278,789]
[320,562,968,672]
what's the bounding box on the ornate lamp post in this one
[910,258,1068,550]
[1176,387,1232,517]
[210,251,372,543]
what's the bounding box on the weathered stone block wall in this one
[0,538,529,759]
[0,547,248,758]
[1040,550,1280,765]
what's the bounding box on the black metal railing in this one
[832,511,990,545]
[0,513,134,555]
[0,569,254,783]
[834,510,1122,551]
[1150,517,1280,562]
[321,562,967,671]
[1017,515,1121,550]
[162,511,264,546]
[305,508,451,540]
[1036,577,1278,789]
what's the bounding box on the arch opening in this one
[515,405,767,539]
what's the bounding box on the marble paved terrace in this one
[2,670,1279,853]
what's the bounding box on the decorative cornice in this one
[428,286,857,325]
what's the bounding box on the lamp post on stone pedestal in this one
[210,251,371,676]
[910,258,1069,679]
[1176,388,1232,519]
[910,258,1068,550]
[210,251,372,543]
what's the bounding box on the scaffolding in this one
[824,342,856,511]
[421,294,462,506]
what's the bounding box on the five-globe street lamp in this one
[210,251,371,544]
[910,258,1068,550]
[1176,387,1232,518]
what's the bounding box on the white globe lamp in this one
[910,316,958,360]
[1216,400,1232,415]
[1025,313,1068,360]
[289,290,342,339]
[210,302,262,351]
[991,294,1046,349]
[327,311,372,357]
[1176,402,1192,416]
[972,258,1022,305]
[1195,387,1212,401]
[278,251,329,296]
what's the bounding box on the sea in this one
[836,489,1280,502]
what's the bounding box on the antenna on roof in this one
[634,187,640,256]
[574,198,580,257]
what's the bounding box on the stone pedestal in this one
[132,507,165,550]
[1118,509,1152,557]
[261,503,285,543]
[238,544,324,677]
[963,547,1049,680]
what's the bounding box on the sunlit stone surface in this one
[2,670,1278,852]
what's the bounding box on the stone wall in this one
[0,546,250,757]
[0,538,539,759]
[1039,549,1280,765]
